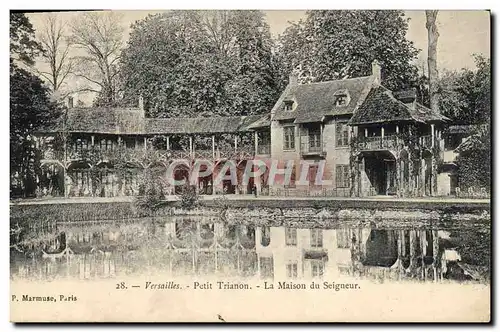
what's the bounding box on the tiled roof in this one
[42,107,146,134]
[349,86,449,125]
[246,113,271,129]
[39,107,268,135]
[146,116,262,134]
[454,134,488,153]
[273,76,373,123]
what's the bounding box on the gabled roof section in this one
[273,76,373,123]
[245,113,271,130]
[349,85,450,125]
[41,107,146,134]
[454,134,488,153]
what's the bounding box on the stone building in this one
[34,60,457,198]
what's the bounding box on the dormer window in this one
[284,100,294,111]
[335,94,348,106]
[334,89,350,107]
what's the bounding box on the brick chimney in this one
[138,95,145,118]
[371,59,382,83]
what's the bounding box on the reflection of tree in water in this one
[441,228,490,282]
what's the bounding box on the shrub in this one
[179,184,200,210]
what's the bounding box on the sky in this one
[26,10,490,104]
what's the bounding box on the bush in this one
[179,184,200,210]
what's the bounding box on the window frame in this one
[284,101,294,111]
[336,164,350,188]
[286,262,298,278]
[283,126,296,151]
[285,227,297,246]
[337,228,351,249]
[310,229,323,248]
[336,122,350,148]
[311,260,324,278]
[335,94,348,106]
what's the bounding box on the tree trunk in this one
[426,10,439,112]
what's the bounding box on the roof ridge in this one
[298,75,372,87]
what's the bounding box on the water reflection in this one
[10,217,490,283]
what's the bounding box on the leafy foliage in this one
[276,10,420,91]
[10,13,62,198]
[437,55,491,124]
[119,10,281,117]
[10,12,43,66]
[179,183,200,210]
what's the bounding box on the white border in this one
[2,1,496,330]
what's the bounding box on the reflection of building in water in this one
[13,218,259,280]
[255,226,446,282]
[11,219,482,283]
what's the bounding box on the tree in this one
[119,10,281,117]
[10,12,62,198]
[69,12,124,106]
[437,55,490,124]
[277,10,420,91]
[222,11,281,116]
[10,12,43,66]
[36,13,73,94]
[426,10,439,112]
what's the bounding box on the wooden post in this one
[189,136,193,158]
[192,136,195,158]
[381,126,385,139]
[215,250,218,273]
[431,124,435,147]
[254,131,258,155]
[166,136,170,150]
[396,125,399,134]
[364,128,368,137]
[234,135,238,152]
[143,137,147,150]
[320,123,324,150]
[212,135,216,159]
[91,135,95,147]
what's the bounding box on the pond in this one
[10,216,490,284]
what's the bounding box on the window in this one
[336,122,349,147]
[335,94,348,106]
[74,138,89,152]
[283,126,295,150]
[259,257,274,279]
[336,165,350,188]
[286,262,298,278]
[337,228,350,249]
[334,89,350,107]
[311,260,324,278]
[285,228,297,246]
[100,139,114,150]
[310,229,323,248]
[261,226,271,247]
[284,101,294,111]
[309,129,321,150]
